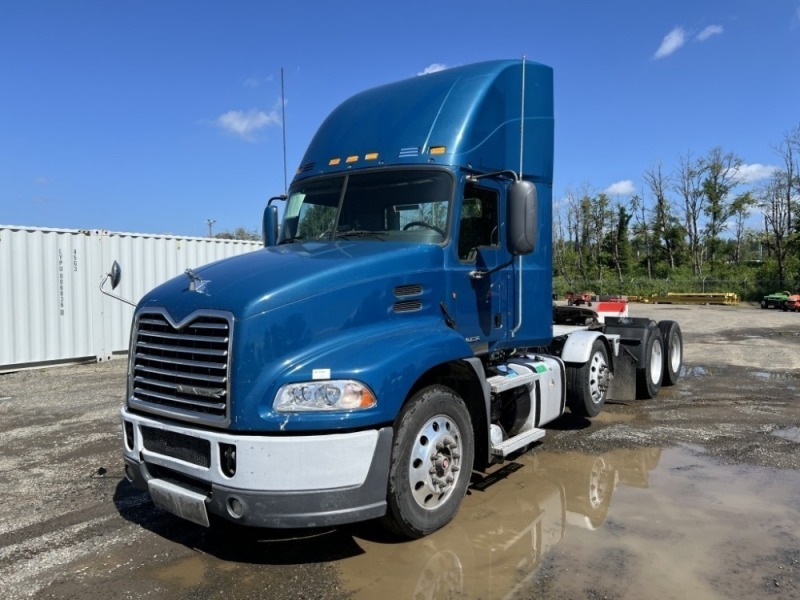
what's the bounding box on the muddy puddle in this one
[773,427,800,443]
[339,445,800,599]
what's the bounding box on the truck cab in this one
[120,60,682,538]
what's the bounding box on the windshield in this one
[279,169,453,244]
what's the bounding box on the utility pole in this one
[206,219,216,237]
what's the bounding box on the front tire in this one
[636,321,664,399]
[382,385,474,539]
[566,340,611,417]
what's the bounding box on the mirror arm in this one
[469,257,515,280]
[99,263,137,307]
[99,276,137,307]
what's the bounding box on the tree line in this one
[554,125,800,299]
[214,124,800,299]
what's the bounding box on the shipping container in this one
[0,225,260,371]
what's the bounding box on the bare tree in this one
[606,200,632,284]
[729,192,756,264]
[759,125,800,286]
[630,194,653,279]
[700,148,743,271]
[565,185,592,284]
[773,124,800,237]
[585,192,613,285]
[759,177,792,285]
[553,208,576,289]
[675,152,706,275]
[643,162,678,270]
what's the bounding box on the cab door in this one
[447,180,509,355]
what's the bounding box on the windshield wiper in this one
[336,230,387,240]
[278,236,305,245]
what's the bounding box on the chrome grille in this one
[130,310,232,426]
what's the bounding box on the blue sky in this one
[2,1,799,237]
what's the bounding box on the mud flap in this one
[607,347,637,401]
[148,478,210,527]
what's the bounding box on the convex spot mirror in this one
[109,260,122,289]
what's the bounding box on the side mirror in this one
[507,180,537,255]
[109,261,122,289]
[100,261,136,306]
[263,204,279,247]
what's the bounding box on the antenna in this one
[512,55,527,338]
[519,55,526,178]
[281,67,288,196]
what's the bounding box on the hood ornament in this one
[184,268,210,294]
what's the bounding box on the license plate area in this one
[148,478,210,527]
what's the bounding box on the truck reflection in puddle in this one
[342,447,661,599]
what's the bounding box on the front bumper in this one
[121,407,392,528]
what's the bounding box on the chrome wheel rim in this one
[650,339,664,383]
[408,415,464,510]
[668,334,681,374]
[589,350,611,405]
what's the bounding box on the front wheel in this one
[382,385,475,538]
[566,340,611,417]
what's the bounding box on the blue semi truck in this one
[118,59,682,538]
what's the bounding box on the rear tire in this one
[658,320,683,386]
[636,322,664,399]
[566,340,611,417]
[382,385,474,539]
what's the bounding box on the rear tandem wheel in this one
[658,320,683,386]
[636,321,664,399]
[566,339,611,418]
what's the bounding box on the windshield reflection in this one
[279,170,453,245]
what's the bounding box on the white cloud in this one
[729,163,779,184]
[215,103,282,141]
[418,63,448,76]
[654,27,686,59]
[604,180,636,196]
[696,25,723,42]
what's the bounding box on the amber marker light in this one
[365,152,379,161]
[328,158,341,166]
[346,155,359,163]
[430,146,446,155]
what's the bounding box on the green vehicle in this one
[761,291,790,309]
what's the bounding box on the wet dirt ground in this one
[1,303,798,599]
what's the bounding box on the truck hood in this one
[137,241,444,322]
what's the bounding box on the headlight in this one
[274,380,377,412]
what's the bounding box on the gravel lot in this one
[0,302,798,599]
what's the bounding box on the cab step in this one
[490,427,546,459]
[487,365,538,394]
